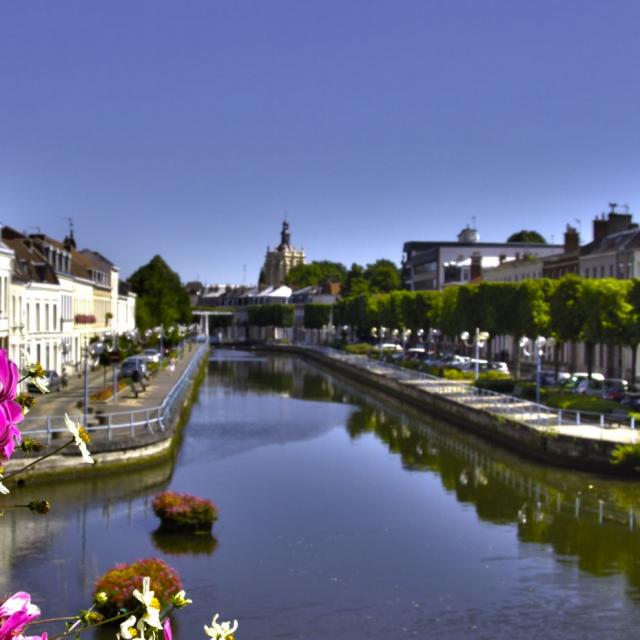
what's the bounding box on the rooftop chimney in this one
[564,224,580,253]
[470,252,482,281]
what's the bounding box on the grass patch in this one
[543,392,623,414]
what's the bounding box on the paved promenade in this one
[309,347,640,445]
[19,343,207,440]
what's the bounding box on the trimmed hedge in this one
[247,304,294,327]
[303,304,332,329]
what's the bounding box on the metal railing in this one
[305,346,639,439]
[20,345,209,445]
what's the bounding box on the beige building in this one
[260,220,305,287]
[1,226,136,374]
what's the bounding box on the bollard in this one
[576,412,581,425]
[575,495,581,518]
[598,500,604,525]
[130,412,135,437]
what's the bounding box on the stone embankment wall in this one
[7,348,210,483]
[284,347,627,475]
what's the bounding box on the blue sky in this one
[1,1,639,284]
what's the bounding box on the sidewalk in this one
[20,344,205,434]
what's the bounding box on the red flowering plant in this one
[93,558,182,619]
[152,491,219,532]
[0,571,239,639]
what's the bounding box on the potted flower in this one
[152,491,219,533]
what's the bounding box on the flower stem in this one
[3,439,74,481]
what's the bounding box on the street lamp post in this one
[371,326,387,360]
[402,328,412,352]
[520,336,555,405]
[460,328,490,380]
[82,339,105,428]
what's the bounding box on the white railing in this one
[304,346,638,438]
[20,345,209,445]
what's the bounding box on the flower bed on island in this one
[152,491,219,532]
[93,557,181,619]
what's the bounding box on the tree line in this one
[331,276,640,380]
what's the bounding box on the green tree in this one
[285,261,347,289]
[343,263,370,297]
[549,276,586,375]
[580,279,630,378]
[364,259,401,293]
[507,230,547,244]
[624,280,640,384]
[128,256,191,331]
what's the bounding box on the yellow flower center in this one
[150,597,161,610]
[31,363,46,378]
[78,426,91,444]
[128,627,138,638]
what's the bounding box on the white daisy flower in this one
[63,414,94,464]
[204,614,238,639]
[132,577,162,630]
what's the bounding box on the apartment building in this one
[1,226,136,374]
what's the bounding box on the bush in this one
[152,491,219,532]
[344,343,375,355]
[474,371,515,394]
[94,558,181,619]
[421,366,474,380]
[543,393,623,414]
[611,443,640,471]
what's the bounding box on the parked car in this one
[488,361,510,375]
[27,370,61,393]
[142,348,161,364]
[439,355,470,369]
[119,357,148,380]
[574,378,604,396]
[460,358,489,372]
[602,378,629,401]
[372,343,403,353]
[621,393,640,411]
[561,372,605,390]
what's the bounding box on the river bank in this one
[263,345,640,476]
[4,344,210,483]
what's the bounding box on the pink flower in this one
[0,409,22,462]
[0,350,19,405]
[163,618,172,640]
[0,592,41,640]
[0,350,24,462]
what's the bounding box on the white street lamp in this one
[520,335,555,405]
[460,327,490,380]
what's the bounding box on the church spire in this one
[279,219,291,249]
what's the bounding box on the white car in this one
[142,348,161,364]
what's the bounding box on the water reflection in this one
[213,351,640,597]
[151,530,218,555]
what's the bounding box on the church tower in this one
[260,220,306,287]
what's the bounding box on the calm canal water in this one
[5,350,640,639]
